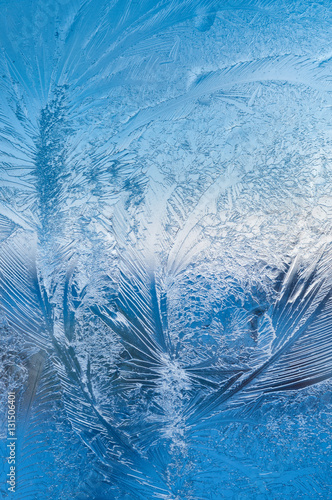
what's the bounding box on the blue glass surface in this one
[0,1,332,498]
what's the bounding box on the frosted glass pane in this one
[0,1,332,498]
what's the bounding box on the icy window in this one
[0,1,332,499]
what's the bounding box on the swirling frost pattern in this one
[0,0,332,499]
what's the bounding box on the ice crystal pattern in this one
[1,1,332,499]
